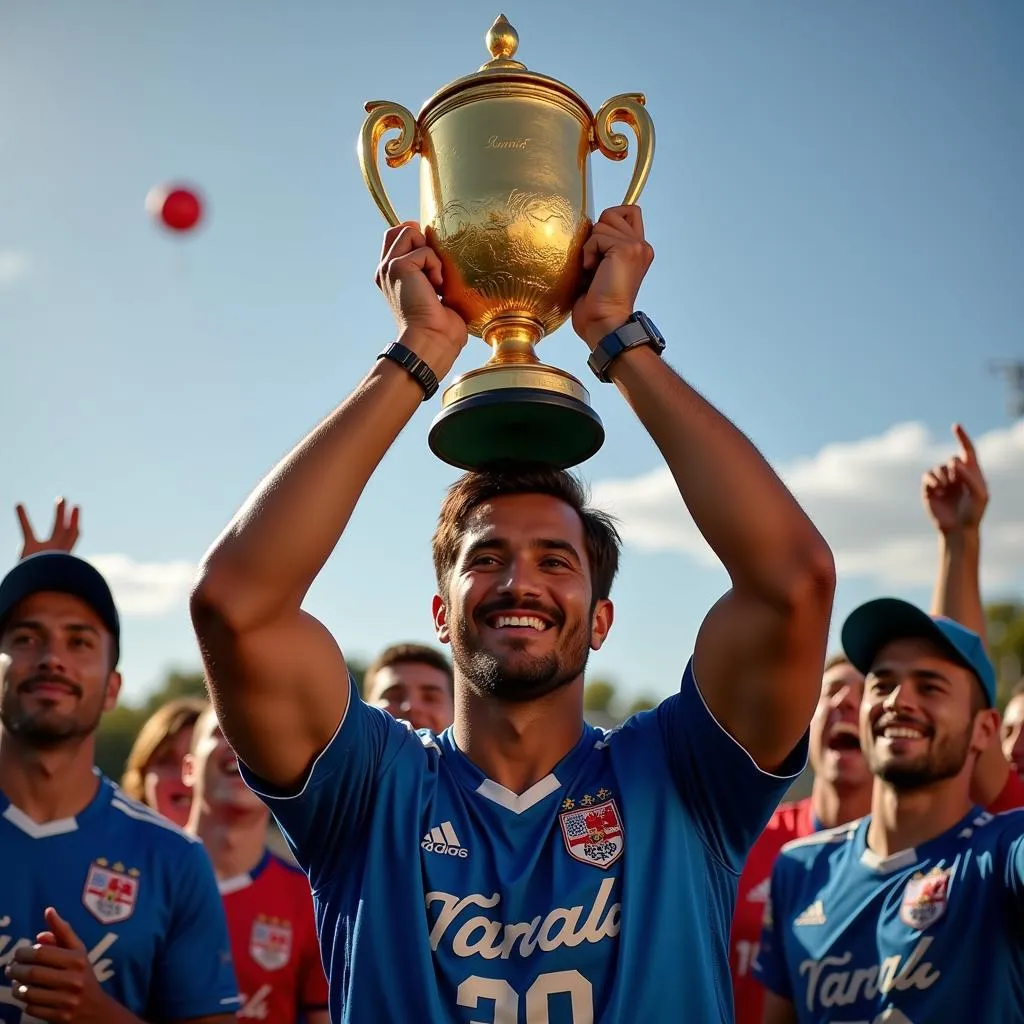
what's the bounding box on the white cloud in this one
[86,554,196,617]
[592,419,1024,589]
[0,251,31,286]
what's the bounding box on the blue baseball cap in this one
[0,552,120,667]
[841,597,996,707]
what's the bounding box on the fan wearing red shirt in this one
[730,421,1024,1024]
[730,652,871,1023]
[184,705,329,1024]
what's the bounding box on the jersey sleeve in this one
[150,840,242,1020]
[298,880,330,1011]
[999,810,1024,922]
[237,674,422,892]
[751,854,793,999]
[656,658,809,871]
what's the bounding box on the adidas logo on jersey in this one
[421,821,468,858]
[795,899,827,926]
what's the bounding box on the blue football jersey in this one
[240,660,808,1023]
[754,806,1024,1023]
[0,773,241,1022]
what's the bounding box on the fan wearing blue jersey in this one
[0,525,240,1023]
[192,205,836,1023]
[755,598,1024,1024]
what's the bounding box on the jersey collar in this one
[0,769,112,838]
[858,804,986,874]
[438,722,604,815]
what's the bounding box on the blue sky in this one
[4,1,1023,706]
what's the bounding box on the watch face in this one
[635,311,665,347]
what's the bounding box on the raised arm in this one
[573,207,835,770]
[923,423,1009,804]
[925,423,988,640]
[190,225,468,789]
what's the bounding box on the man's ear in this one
[589,599,614,651]
[432,594,450,644]
[103,671,122,712]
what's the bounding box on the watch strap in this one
[587,313,664,383]
[378,342,439,401]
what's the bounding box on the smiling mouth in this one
[825,722,861,752]
[485,614,552,632]
[875,722,930,741]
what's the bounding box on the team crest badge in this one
[81,859,140,925]
[899,866,950,930]
[559,797,624,869]
[250,915,292,972]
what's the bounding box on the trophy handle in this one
[357,100,420,227]
[593,93,656,206]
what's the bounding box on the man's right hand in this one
[16,498,80,559]
[375,223,468,376]
[922,423,988,535]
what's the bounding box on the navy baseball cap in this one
[0,552,120,666]
[841,597,996,707]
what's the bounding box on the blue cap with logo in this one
[0,552,121,667]
[841,596,996,707]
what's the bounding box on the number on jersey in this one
[457,970,594,1024]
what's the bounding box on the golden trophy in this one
[358,14,655,470]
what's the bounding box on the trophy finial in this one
[486,14,519,61]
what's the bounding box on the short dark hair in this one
[431,464,621,603]
[364,643,454,696]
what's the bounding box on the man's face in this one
[433,493,612,703]
[184,712,266,819]
[365,661,453,733]
[0,592,120,747]
[860,637,992,791]
[808,662,871,790]
[1001,694,1024,778]
[143,725,195,827]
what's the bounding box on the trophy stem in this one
[484,315,544,365]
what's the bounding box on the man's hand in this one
[572,205,654,349]
[375,223,468,375]
[16,499,80,559]
[6,908,120,1023]
[923,423,988,534]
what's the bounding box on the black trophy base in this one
[428,387,605,472]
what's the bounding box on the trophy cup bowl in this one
[358,14,655,470]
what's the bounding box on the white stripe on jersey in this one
[782,820,859,853]
[110,796,203,842]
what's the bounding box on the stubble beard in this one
[0,688,105,749]
[452,614,592,703]
[869,726,972,792]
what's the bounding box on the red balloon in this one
[146,184,203,233]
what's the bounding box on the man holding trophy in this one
[191,18,835,1022]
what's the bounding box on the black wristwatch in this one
[378,342,439,401]
[587,311,666,383]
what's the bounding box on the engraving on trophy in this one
[486,135,530,150]
[435,189,581,330]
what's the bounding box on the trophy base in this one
[427,363,605,472]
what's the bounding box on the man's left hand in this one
[572,205,654,350]
[6,907,116,1023]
